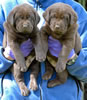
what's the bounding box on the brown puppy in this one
[41,3,82,87]
[3,3,45,96]
[3,3,45,72]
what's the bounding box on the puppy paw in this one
[42,72,53,80]
[21,87,29,96]
[29,79,38,91]
[55,61,66,73]
[36,52,46,62]
[47,79,62,88]
[20,83,30,96]
[17,63,28,72]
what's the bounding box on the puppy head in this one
[7,3,40,33]
[43,3,77,39]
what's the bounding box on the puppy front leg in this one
[40,26,48,57]
[31,27,47,62]
[74,33,82,54]
[56,41,73,73]
[8,40,27,72]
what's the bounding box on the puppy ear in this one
[69,11,77,25]
[7,12,14,25]
[7,8,17,26]
[35,12,40,25]
[43,10,50,23]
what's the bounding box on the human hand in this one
[0,46,13,73]
[3,48,14,61]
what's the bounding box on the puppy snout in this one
[55,24,60,29]
[23,24,28,28]
[22,21,33,33]
[23,21,30,28]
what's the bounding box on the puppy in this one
[3,3,45,96]
[40,3,82,87]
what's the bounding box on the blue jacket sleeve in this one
[0,5,13,73]
[0,46,13,73]
[67,2,87,82]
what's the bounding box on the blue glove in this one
[0,46,13,73]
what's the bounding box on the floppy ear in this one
[69,11,77,25]
[35,12,40,25]
[7,11,14,25]
[7,7,17,26]
[43,10,50,23]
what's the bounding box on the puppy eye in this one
[26,16,29,19]
[64,15,69,22]
[20,16,24,19]
[15,17,21,22]
[60,16,64,19]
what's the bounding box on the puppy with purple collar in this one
[40,3,82,87]
[3,3,46,96]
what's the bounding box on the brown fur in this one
[84,83,87,100]
[3,3,45,96]
[40,3,82,87]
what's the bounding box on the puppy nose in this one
[55,25,60,29]
[23,24,28,28]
